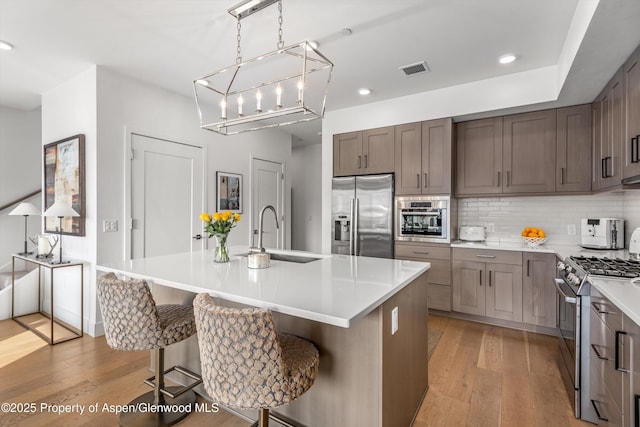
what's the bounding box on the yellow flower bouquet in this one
[200,211,240,263]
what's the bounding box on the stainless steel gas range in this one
[555,255,640,423]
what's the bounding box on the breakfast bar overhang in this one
[98,249,431,426]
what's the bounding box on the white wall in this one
[96,67,293,264]
[624,191,640,242]
[0,107,42,266]
[291,144,322,253]
[41,66,98,333]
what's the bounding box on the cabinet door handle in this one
[476,254,496,259]
[489,270,492,287]
[424,173,428,188]
[634,394,639,427]
[527,259,530,276]
[364,154,368,168]
[479,270,482,286]
[357,156,362,169]
[506,171,510,187]
[637,135,640,163]
[497,171,501,187]
[560,167,565,185]
[615,330,629,372]
[416,174,420,188]
[412,251,430,255]
[591,302,613,315]
[591,399,609,422]
[591,344,608,360]
[632,136,639,164]
[602,157,606,179]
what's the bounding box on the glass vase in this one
[213,233,230,263]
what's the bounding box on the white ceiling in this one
[1,0,640,146]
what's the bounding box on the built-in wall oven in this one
[395,196,455,243]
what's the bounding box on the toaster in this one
[459,226,486,242]
[580,218,624,249]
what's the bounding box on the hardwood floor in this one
[0,315,592,426]
[414,315,592,427]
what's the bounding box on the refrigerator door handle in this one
[353,198,360,256]
[349,199,355,256]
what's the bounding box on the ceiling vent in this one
[399,61,429,76]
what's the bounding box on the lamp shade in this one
[9,202,40,216]
[43,200,79,218]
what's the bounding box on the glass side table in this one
[11,253,84,345]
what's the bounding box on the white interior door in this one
[251,158,284,250]
[131,134,204,259]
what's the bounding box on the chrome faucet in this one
[256,205,279,252]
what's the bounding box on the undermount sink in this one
[239,252,321,264]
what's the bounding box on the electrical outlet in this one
[103,220,118,232]
[391,306,398,335]
[486,223,495,232]
[567,224,576,236]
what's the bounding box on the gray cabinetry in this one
[589,287,624,426]
[452,248,523,322]
[522,252,558,328]
[395,119,453,195]
[503,109,557,193]
[621,312,640,427]
[395,242,452,311]
[623,45,640,178]
[556,104,592,193]
[333,127,394,177]
[593,68,624,191]
[455,117,503,195]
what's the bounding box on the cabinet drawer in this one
[591,306,623,408]
[452,248,522,265]
[428,283,451,312]
[590,380,623,427]
[395,243,451,260]
[591,287,623,335]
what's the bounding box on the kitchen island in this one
[98,248,431,427]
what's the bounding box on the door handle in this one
[591,344,608,360]
[497,171,501,187]
[424,173,428,188]
[479,270,482,286]
[416,173,420,188]
[632,136,639,164]
[554,279,577,304]
[560,167,565,185]
[476,254,496,259]
[591,399,609,422]
[357,156,362,169]
[615,330,629,372]
[412,251,430,255]
[192,234,203,240]
[506,171,510,187]
[489,270,492,287]
[364,154,368,168]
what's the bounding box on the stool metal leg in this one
[119,348,197,427]
[258,408,269,427]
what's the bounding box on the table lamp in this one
[8,202,41,255]
[43,200,79,264]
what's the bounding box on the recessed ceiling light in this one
[0,41,14,51]
[358,88,371,96]
[498,54,516,64]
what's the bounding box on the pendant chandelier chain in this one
[277,0,284,49]
[236,18,242,64]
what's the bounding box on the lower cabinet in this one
[622,313,640,427]
[589,287,625,426]
[395,242,451,311]
[522,252,558,328]
[452,248,523,322]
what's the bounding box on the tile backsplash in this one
[457,191,640,247]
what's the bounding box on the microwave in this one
[395,196,454,243]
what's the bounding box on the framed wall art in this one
[43,134,85,236]
[216,171,242,213]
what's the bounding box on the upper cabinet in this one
[456,117,503,195]
[623,45,640,178]
[395,118,453,195]
[456,111,557,196]
[592,68,624,191]
[333,126,394,177]
[556,105,592,193]
[502,109,557,194]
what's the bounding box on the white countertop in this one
[97,248,430,329]
[588,276,640,326]
[451,240,629,260]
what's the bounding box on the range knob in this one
[566,273,580,286]
[557,262,566,270]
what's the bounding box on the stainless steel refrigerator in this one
[331,174,394,258]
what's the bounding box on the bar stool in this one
[97,273,202,427]
[193,293,319,427]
